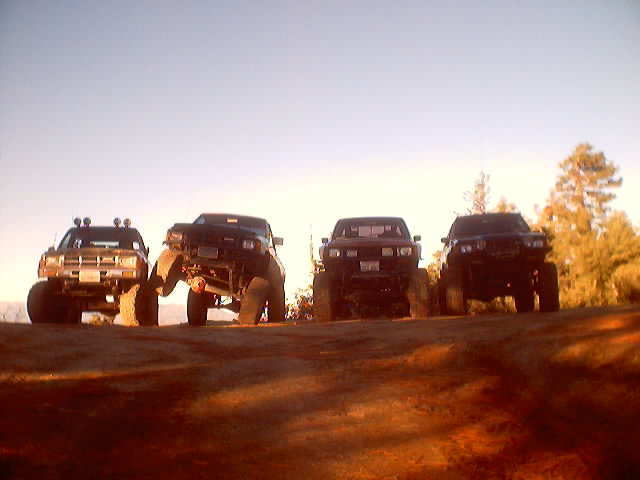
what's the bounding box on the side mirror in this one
[441,237,449,244]
[321,237,329,244]
[413,235,421,242]
[273,237,284,246]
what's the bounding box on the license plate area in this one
[198,246,219,259]
[495,247,518,259]
[360,260,380,272]
[79,270,101,283]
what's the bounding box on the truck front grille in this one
[63,255,117,268]
[187,232,238,248]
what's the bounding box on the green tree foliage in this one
[598,212,640,304]
[544,143,628,307]
[464,171,490,215]
[494,196,518,213]
[287,287,313,320]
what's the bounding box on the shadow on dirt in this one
[0,305,639,479]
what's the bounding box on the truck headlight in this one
[460,244,474,254]
[328,248,341,257]
[166,231,183,243]
[523,237,545,248]
[117,256,139,268]
[242,239,256,250]
[346,249,358,257]
[398,247,412,256]
[381,248,394,256]
[44,255,63,267]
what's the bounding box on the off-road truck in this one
[27,217,157,326]
[151,213,285,326]
[313,217,429,321]
[438,212,560,315]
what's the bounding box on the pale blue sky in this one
[1,0,639,303]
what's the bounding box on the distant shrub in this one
[287,287,313,321]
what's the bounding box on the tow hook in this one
[189,276,206,293]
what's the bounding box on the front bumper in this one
[39,267,141,283]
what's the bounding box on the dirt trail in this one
[1,305,639,480]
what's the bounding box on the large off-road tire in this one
[515,284,535,313]
[27,282,54,324]
[187,290,210,326]
[407,269,430,319]
[141,285,159,326]
[27,282,79,324]
[313,271,335,322]
[120,283,158,327]
[266,260,286,323]
[445,266,467,315]
[64,305,83,324]
[150,249,183,297]
[437,279,447,315]
[237,277,269,325]
[538,262,560,312]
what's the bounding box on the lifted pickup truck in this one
[27,217,157,326]
[151,213,285,326]
[313,216,429,321]
[438,212,560,314]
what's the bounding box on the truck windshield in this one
[453,214,530,237]
[334,220,407,239]
[194,214,267,237]
[59,227,143,250]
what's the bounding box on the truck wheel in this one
[445,267,467,315]
[238,277,269,325]
[63,303,82,324]
[266,260,286,323]
[437,278,447,315]
[120,283,158,326]
[313,271,335,322]
[187,290,209,326]
[27,282,53,324]
[407,269,430,319]
[515,285,535,313]
[538,262,560,312]
[150,249,183,297]
[140,285,159,326]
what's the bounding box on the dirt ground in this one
[1,305,639,480]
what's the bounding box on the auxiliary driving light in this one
[82,217,91,227]
[123,218,131,227]
[73,217,82,227]
[113,217,121,227]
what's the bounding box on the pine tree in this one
[494,196,518,213]
[464,172,490,215]
[598,212,640,304]
[545,143,623,307]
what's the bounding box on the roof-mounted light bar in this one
[74,217,92,227]
[73,216,130,227]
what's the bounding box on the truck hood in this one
[326,237,415,248]
[55,248,145,257]
[170,223,258,238]
[454,232,545,243]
